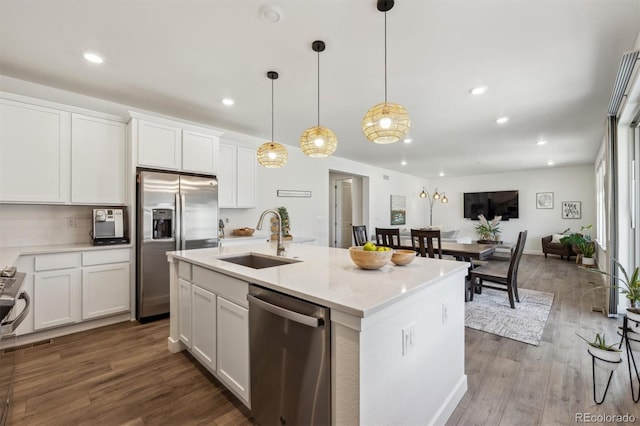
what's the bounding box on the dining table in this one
[439,241,496,261]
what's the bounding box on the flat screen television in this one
[464,190,519,220]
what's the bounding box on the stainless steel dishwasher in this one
[248,284,330,426]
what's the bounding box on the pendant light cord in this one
[317,49,321,127]
[271,77,274,143]
[384,10,387,103]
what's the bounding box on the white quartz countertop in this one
[0,243,133,267]
[167,242,468,318]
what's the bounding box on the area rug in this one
[465,287,555,346]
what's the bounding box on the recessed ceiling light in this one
[547,160,555,166]
[83,52,103,64]
[401,160,407,166]
[469,86,487,95]
[222,98,235,106]
[496,116,509,124]
[439,172,445,177]
[258,4,284,23]
[537,140,547,145]
[403,138,412,144]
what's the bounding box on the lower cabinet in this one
[34,268,81,330]
[217,296,249,402]
[191,285,217,371]
[82,263,130,320]
[178,278,193,348]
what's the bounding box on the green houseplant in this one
[589,259,640,322]
[561,225,594,265]
[276,206,292,239]
[576,332,622,371]
[475,214,502,243]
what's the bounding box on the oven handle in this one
[1,292,31,334]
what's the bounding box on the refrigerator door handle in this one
[180,194,186,250]
[175,193,181,251]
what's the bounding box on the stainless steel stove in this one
[0,269,29,426]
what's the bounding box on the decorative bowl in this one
[391,249,416,266]
[348,246,392,270]
[232,227,255,236]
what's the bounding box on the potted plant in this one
[561,225,593,264]
[580,242,596,266]
[475,214,502,243]
[576,332,622,371]
[589,259,640,323]
[270,206,292,240]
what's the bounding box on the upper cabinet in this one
[71,114,126,204]
[132,113,222,175]
[218,143,256,208]
[0,98,71,203]
[0,95,126,205]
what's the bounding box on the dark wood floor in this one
[7,254,638,425]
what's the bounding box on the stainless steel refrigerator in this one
[136,170,218,321]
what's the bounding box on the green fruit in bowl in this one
[363,242,377,251]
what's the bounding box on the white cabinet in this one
[137,119,182,170]
[34,268,81,330]
[178,278,193,348]
[133,114,222,175]
[0,98,71,203]
[182,130,220,174]
[82,263,130,320]
[219,143,256,208]
[191,285,217,371]
[71,114,126,205]
[217,296,250,402]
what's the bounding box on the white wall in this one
[428,165,596,253]
[219,130,430,247]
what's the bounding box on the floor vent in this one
[3,339,52,353]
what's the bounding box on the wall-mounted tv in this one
[464,190,519,220]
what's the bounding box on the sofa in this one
[541,234,576,261]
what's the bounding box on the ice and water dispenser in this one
[152,209,173,239]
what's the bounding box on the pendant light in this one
[300,40,338,158]
[362,0,411,144]
[257,71,288,168]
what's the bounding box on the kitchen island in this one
[167,242,468,425]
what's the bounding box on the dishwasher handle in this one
[248,294,323,328]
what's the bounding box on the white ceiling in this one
[1,0,639,178]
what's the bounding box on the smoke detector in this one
[258,4,284,23]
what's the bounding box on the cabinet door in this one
[182,130,219,175]
[82,263,130,320]
[218,143,236,208]
[236,146,256,208]
[137,119,182,170]
[34,268,81,330]
[217,297,250,403]
[0,98,71,203]
[178,278,192,348]
[192,285,216,371]
[71,114,126,204]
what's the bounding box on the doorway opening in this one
[329,171,368,248]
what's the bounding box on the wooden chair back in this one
[410,229,442,259]
[352,225,368,246]
[375,228,401,248]
[507,230,528,281]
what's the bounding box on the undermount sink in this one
[218,253,301,269]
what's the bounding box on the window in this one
[596,158,606,249]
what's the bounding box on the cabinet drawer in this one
[82,249,131,266]
[35,253,80,271]
[192,266,248,308]
[178,261,192,280]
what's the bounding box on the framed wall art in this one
[536,192,553,209]
[561,201,581,219]
[390,195,406,225]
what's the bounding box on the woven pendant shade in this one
[300,126,337,158]
[257,141,288,168]
[362,102,411,144]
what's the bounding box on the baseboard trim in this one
[431,374,468,425]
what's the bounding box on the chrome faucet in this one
[256,209,286,256]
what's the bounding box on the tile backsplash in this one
[0,204,94,248]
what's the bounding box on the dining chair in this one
[352,225,368,246]
[410,229,442,259]
[374,228,403,248]
[468,230,528,309]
